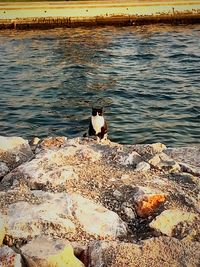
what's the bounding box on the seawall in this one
[0,0,200,30]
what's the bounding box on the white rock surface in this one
[0,246,22,267]
[135,161,150,172]
[72,194,127,238]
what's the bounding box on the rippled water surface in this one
[0,25,200,146]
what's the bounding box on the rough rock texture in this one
[3,190,126,243]
[21,236,84,267]
[149,209,198,237]
[0,136,33,173]
[0,245,22,267]
[0,136,200,266]
[87,237,200,267]
[0,214,6,246]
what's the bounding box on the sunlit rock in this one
[133,186,166,218]
[0,213,6,246]
[0,246,22,267]
[0,136,33,170]
[6,191,75,241]
[135,161,150,172]
[118,151,142,166]
[149,209,198,237]
[72,194,127,238]
[21,236,84,267]
[148,152,181,172]
[87,237,200,267]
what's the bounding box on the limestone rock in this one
[133,186,166,218]
[148,143,167,153]
[135,161,150,172]
[149,209,197,237]
[21,236,84,267]
[6,191,127,242]
[148,152,180,172]
[87,237,200,267]
[165,146,200,168]
[6,191,75,240]
[72,194,127,238]
[0,136,33,170]
[0,162,9,179]
[0,246,22,267]
[118,151,142,166]
[0,213,6,246]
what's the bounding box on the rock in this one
[87,237,200,267]
[0,246,22,267]
[133,186,166,218]
[0,136,33,170]
[134,161,150,172]
[40,136,67,149]
[148,152,180,172]
[21,236,84,267]
[0,162,9,179]
[72,194,127,238]
[0,213,6,246]
[179,162,200,177]
[165,146,200,168]
[118,151,142,166]
[149,209,197,237]
[5,190,127,242]
[6,191,75,241]
[148,143,167,153]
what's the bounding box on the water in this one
[0,25,200,146]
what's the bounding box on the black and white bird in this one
[87,107,108,141]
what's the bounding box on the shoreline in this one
[0,0,200,29]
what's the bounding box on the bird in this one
[86,107,108,142]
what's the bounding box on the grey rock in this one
[134,161,150,172]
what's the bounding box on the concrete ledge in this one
[0,0,200,29]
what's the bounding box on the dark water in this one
[0,25,200,146]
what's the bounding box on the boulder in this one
[87,237,200,267]
[5,191,127,242]
[0,246,22,267]
[21,236,84,267]
[72,194,127,238]
[0,213,6,246]
[6,191,75,241]
[0,136,33,170]
[149,209,198,236]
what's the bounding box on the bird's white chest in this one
[92,115,105,134]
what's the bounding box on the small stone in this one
[135,161,150,172]
[0,162,9,178]
[21,236,84,267]
[123,206,136,220]
[133,187,166,218]
[113,190,122,199]
[148,143,167,153]
[0,246,22,267]
[119,151,142,166]
[148,153,180,172]
[149,209,197,236]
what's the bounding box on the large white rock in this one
[149,209,197,236]
[0,246,22,267]
[6,191,127,242]
[7,191,75,240]
[72,194,127,238]
[21,236,84,267]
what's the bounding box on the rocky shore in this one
[0,135,200,266]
